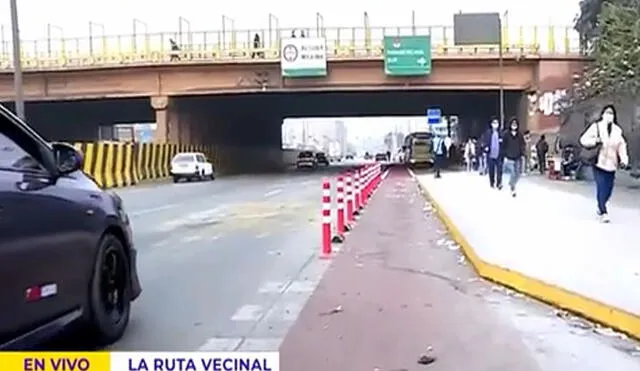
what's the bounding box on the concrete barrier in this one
[70,141,213,188]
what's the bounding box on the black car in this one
[296,151,317,169]
[0,104,141,349]
[315,152,329,166]
[375,153,387,162]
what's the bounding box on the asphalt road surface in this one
[42,163,639,369]
[44,163,357,351]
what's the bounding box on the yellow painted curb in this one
[412,174,640,341]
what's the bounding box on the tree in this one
[574,0,640,100]
[574,0,605,52]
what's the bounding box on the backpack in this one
[579,123,602,165]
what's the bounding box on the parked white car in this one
[170,152,215,182]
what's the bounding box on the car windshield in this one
[315,153,326,158]
[172,154,195,163]
[298,151,313,158]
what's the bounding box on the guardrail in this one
[0,24,582,71]
[70,141,212,188]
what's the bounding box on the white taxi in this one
[170,152,215,182]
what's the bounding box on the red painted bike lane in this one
[279,168,541,371]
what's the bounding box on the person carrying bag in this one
[579,104,629,223]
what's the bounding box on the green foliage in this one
[574,0,605,47]
[575,0,640,100]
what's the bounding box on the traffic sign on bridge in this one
[383,36,432,76]
[427,108,441,124]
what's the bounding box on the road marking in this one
[264,189,283,197]
[263,301,304,322]
[286,280,317,293]
[237,338,282,351]
[231,304,264,321]
[182,235,202,243]
[197,337,282,352]
[258,280,316,294]
[258,281,288,294]
[129,203,179,217]
[197,337,242,351]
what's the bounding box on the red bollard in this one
[345,172,354,227]
[354,169,361,213]
[361,166,370,205]
[320,178,332,258]
[333,175,345,242]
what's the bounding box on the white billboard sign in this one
[280,37,327,77]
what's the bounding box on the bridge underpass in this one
[159,90,525,172]
[5,98,154,142]
[6,90,524,174]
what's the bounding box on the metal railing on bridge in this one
[0,13,582,71]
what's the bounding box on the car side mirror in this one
[52,142,83,175]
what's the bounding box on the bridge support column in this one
[151,96,174,143]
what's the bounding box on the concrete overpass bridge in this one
[0,17,586,172]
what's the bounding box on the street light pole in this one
[498,15,505,129]
[10,0,25,120]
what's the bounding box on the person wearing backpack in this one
[579,104,629,223]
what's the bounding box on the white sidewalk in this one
[416,171,640,338]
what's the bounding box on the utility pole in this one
[10,0,25,120]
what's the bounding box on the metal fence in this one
[0,22,581,71]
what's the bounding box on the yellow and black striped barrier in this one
[70,142,212,189]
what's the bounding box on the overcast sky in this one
[1,0,580,40]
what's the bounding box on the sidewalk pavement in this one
[525,174,640,209]
[280,168,543,371]
[415,170,640,340]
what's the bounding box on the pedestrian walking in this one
[251,33,262,59]
[502,118,526,197]
[475,137,486,175]
[579,104,629,223]
[535,135,549,174]
[481,118,503,189]
[463,138,476,172]
[523,130,532,174]
[433,134,452,178]
[169,38,181,61]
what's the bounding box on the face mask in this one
[602,113,614,123]
[491,123,499,129]
[510,126,517,131]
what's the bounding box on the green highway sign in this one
[383,35,431,76]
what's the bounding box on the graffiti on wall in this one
[527,89,569,116]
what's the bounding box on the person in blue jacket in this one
[481,117,504,189]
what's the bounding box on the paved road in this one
[35,164,357,351]
[110,166,358,351]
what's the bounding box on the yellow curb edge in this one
[409,169,640,341]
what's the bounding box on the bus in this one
[403,132,434,168]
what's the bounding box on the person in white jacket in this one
[463,138,476,172]
[579,104,629,223]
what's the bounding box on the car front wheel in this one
[86,233,132,346]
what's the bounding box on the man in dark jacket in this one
[535,134,549,174]
[502,118,526,197]
[481,117,503,188]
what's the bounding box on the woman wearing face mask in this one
[579,104,629,223]
[501,117,526,197]
[481,117,504,188]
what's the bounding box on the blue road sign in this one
[427,108,441,124]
